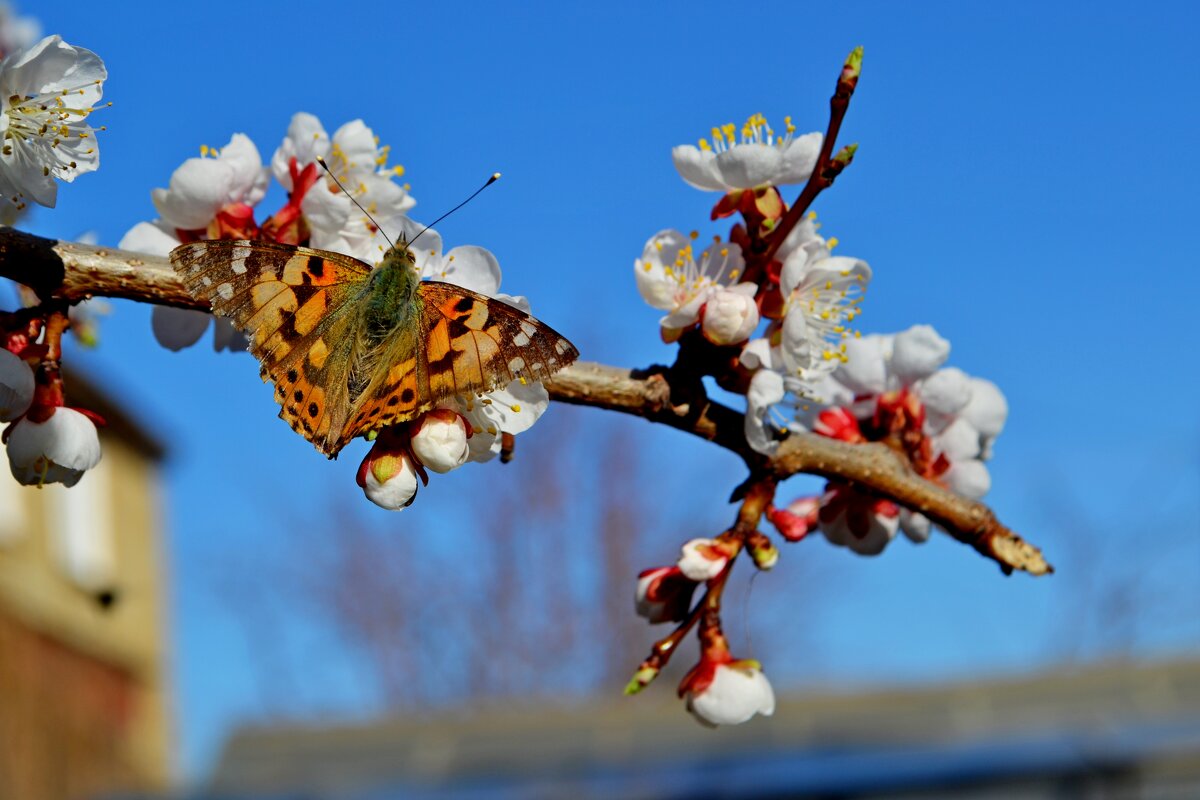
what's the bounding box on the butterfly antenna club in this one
[409,172,501,246]
[315,156,396,249]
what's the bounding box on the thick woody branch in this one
[0,227,1050,576]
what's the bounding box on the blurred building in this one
[0,373,172,800]
[204,656,1200,799]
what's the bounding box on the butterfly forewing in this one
[171,240,372,456]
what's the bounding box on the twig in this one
[0,227,1051,576]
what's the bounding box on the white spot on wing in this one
[217,282,235,300]
[512,331,531,347]
[231,246,251,274]
[508,356,526,373]
[554,339,570,354]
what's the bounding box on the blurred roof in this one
[204,656,1200,799]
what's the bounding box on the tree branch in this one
[0,227,1051,576]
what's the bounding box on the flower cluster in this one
[120,113,552,510]
[624,47,1007,727]
[765,325,1008,555]
[0,29,107,488]
[120,113,414,351]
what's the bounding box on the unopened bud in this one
[745,530,779,571]
[410,408,469,473]
[832,143,858,168]
[700,288,760,346]
[624,664,660,695]
[840,46,863,92]
[767,497,821,542]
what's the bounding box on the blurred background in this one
[2,0,1199,798]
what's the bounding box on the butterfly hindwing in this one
[171,240,372,456]
[336,281,580,447]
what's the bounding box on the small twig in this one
[762,47,862,267]
[0,227,1051,576]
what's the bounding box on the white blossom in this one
[672,113,822,192]
[0,35,106,210]
[634,229,748,335]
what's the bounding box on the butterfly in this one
[170,238,579,458]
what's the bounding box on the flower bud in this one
[623,664,660,695]
[678,537,730,581]
[813,406,863,442]
[682,659,776,727]
[700,288,759,345]
[840,46,863,92]
[410,409,469,473]
[0,349,34,421]
[356,435,420,510]
[767,497,820,542]
[830,143,858,170]
[6,407,102,487]
[744,530,778,570]
[635,566,697,624]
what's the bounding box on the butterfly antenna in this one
[315,156,396,249]
[409,172,501,247]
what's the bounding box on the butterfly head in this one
[379,235,419,278]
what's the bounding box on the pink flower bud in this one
[678,537,730,581]
[813,406,863,442]
[409,409,469,473]
[635,566,697,624]
[767,497,820,542]
[700,288,759,345]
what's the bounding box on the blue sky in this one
[14,0,1200,783]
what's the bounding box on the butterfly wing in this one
[337,281,580,448]
[171,240,372,457]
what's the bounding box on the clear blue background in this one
[15,0,1200,783]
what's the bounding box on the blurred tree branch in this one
[0,227,1051,576]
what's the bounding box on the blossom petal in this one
[713,143,783,189]
[150,306,210,351]
[745,368,785,455]
[890,325,950,384]
[271,111,329,190]
[118,220,180,257]
[439,245,501,296]
[152,158,232,230]
[670,145,726,191]
[836,334,890,395]
[775,132,823,184]
[943,459,991,499]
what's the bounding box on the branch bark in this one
[0,226,1051,576]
